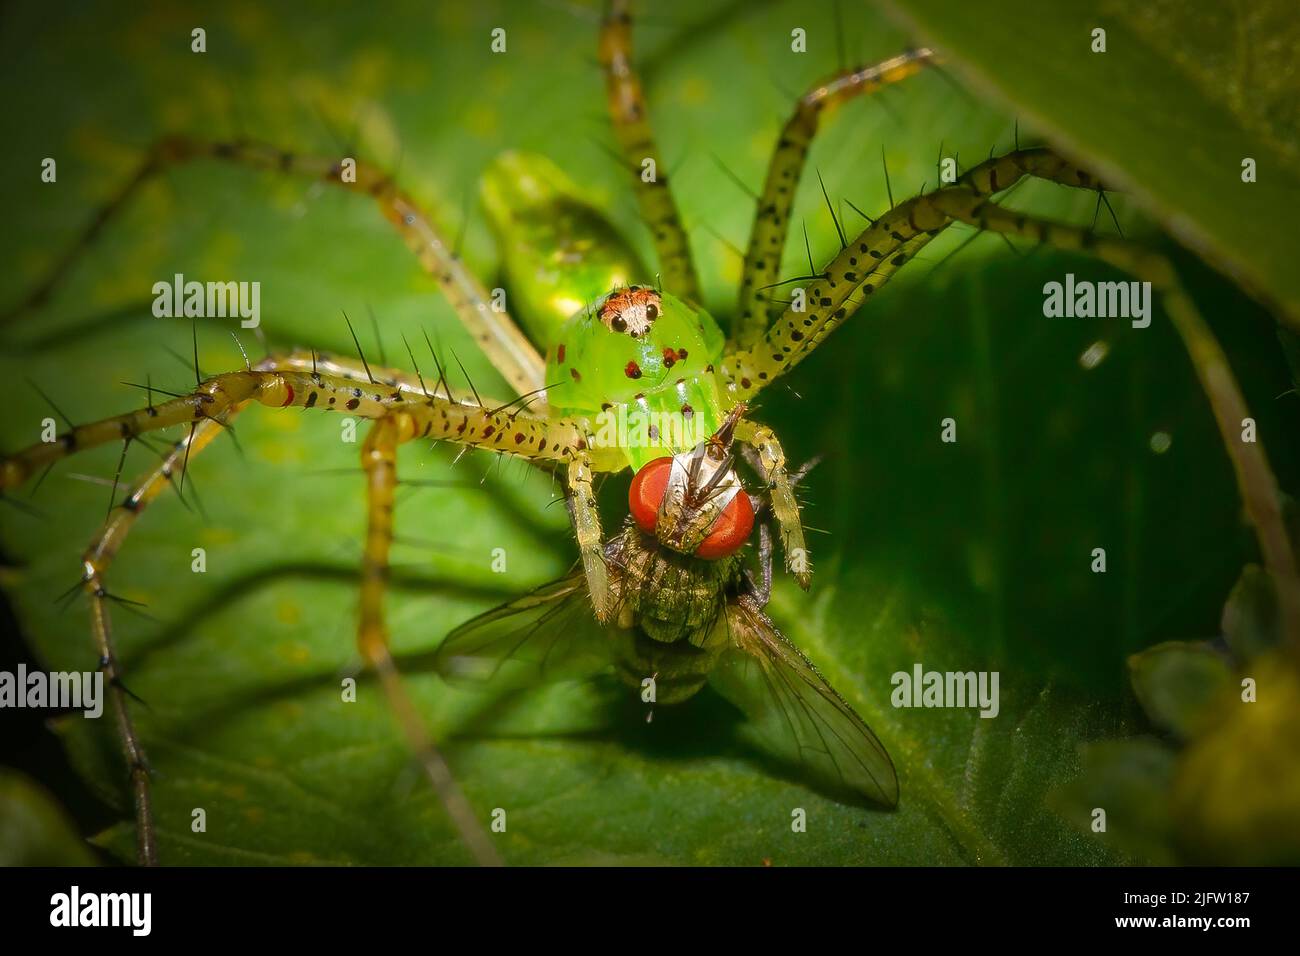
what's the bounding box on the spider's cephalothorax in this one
[546,285,728,472]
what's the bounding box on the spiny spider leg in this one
[734,419,810,589]
[718,146,1300,639]
[722,148,1117,393]
[2,358,594,488]
[0,350,614,864]
[732,48,935,350]
[359,414,502,866]
[922,186,1300,635]
[82,412,239,866]
[0,135,545,398]
[599,0,701,303]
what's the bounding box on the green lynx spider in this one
[2,1,1296,866]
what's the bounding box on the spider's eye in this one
[629,457,672,533]
[645,303,658,320]
[693,492,754,560]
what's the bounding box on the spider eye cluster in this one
[628,456,754,559]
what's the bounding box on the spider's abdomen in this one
[481,150,647,346]
[546,289,727,470]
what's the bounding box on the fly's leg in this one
[566,454,612,621]
[359,414,503,866]
[749,522,774,607]
[734,419,810,589]
[1,135,545,397]
[598,0,701,302]
[732,49,935,350]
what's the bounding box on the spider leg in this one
[721,148,1115,395]
[2,357,592,488]
[719,146,1300,641]
[734,419,810,588]
[2,350,602,863]
[924,186,1300,639]
[1,136,545,398]
[566,453,612,621]
[599,0,701,302]
[80,412,242,865]
[359,413,502,866]
[732,49,935,351]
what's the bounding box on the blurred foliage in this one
[1054,553,1300,865]
[883,0,1300,326]
[0,769,99,865]
[0,0,1296,864]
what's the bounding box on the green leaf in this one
[878,0,1300,326]
[1049,739,1178,865]
[0,769,99,866]
[1127,640,1232,740]
[0,0,1291,866]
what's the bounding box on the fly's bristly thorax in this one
[607,520,741,644]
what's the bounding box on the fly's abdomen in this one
[611,625,721,705]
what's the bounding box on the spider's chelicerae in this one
[1,1,1292,867]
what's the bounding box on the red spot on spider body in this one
[662,348,676,368]
[280,383,295,407]
[625,361,642,379]
[557,344,566,363]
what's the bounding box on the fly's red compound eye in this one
[628,457,673,533]
[693,492,754,560]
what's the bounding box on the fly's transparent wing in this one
[430,574,614,688]
[709,597,899,807]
